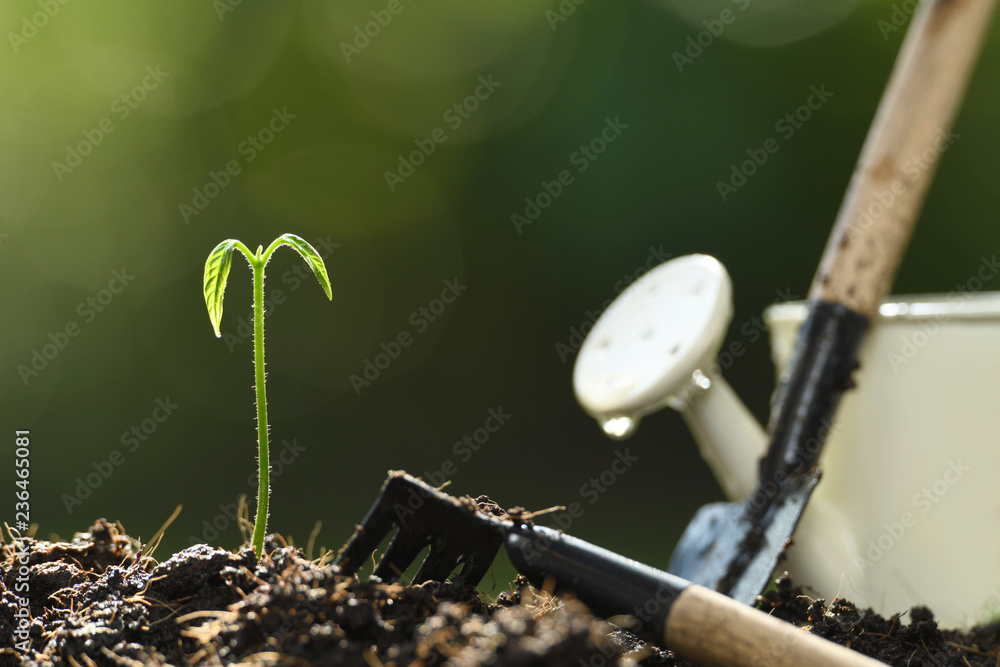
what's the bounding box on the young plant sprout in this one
[203,234,332,556]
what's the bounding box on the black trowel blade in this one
[668,470,819,605]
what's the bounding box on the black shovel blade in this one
[668,470,819,605]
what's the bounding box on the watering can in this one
[574,253,1000,629]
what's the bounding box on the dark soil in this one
[1,520,998,666]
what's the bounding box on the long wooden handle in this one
[809,0,996,319]
[666,585,884,667]
[507,528,884,667]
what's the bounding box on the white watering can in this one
[574,253,1000,629]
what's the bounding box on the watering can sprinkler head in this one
[573,254,767,499]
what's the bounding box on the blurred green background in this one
[2,0,997,591]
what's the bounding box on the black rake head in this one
[334,471,510,587]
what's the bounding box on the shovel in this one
[668,0,997,603]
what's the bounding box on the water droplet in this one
[692,369,711,390]
[598,415,639,440]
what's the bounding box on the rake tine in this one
[336,472,509,587]
[414,525,505,586]
[456,551,497,588]
[372,526,430,583]
[337,519,392,578]
[336,472,413,576]
[412,539,465,584]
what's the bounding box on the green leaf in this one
[203,240,237,337]
[275,233,333,300]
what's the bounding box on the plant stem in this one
[251,252,269,557]
[219,238,324,558]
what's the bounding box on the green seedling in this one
[203,234,332,556]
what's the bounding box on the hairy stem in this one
[251,254,270,556]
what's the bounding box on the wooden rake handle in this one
[810,0,997,319]
[667,585,883,667]
[508,527,885,667]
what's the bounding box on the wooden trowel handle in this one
[810,0,996,319]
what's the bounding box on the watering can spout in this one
[573,254,767,499]
[677,370,766,500]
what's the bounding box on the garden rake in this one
[335,471,883,667]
